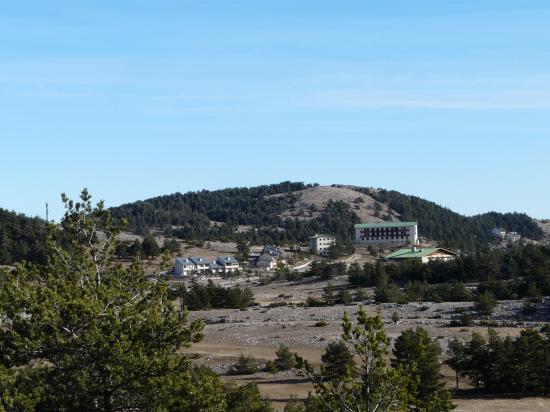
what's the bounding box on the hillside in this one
[0,208,47,265]
[110,182,544,250]
[0,182,545,265]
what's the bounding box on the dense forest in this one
[111,181,359,244]
[111,182,544,250]
[355,187,544,250]
[301,244,550,302]
[0,208,47,265]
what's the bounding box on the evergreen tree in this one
[274,345,296,371]
[303,308,412,412]
[475,290,497,315]
[392,328,452,410]
[141,233,161,259]
[320,340,356,380]
[0,190,218,410]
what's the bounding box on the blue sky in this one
[1,1,549,220]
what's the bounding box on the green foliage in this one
[327,241,354,259]
[173,280,256,310]
[162,237,181,254]
[302,308,414,412]
[320,340,356,381]
[0,208,47,265]
[374,284,408,304]
[0,190,209,409]
[392,328,452,410]
[141,233,161,258]
[274,345,297,371]
[475,291,497,315]
[232,353,259,375]
[0,190,273,411]
[322,283,336,306]
[349,244,550,301]
[306,260,347,280]
[110,182,359,244]
[225,383,274,412]
[359,187,543,249]
[447,328,550,395]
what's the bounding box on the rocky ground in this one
[179,275,550,411]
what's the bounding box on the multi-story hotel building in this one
[354,222,418,245]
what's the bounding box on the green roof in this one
[384,247,456,259]
[354,222,417,229]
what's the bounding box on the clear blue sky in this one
[2,1,549,220]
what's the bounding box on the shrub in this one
[232,353,259,375]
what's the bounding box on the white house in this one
[173,255,240,276]
[308,234,336,256]
[216,256,240,273]
[354,222,418,245]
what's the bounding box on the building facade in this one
[354,222,418,245]
[174,256,240,276]
[308,234,336,256]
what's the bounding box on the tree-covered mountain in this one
[1,182,545,266]
[111,182,543,250]
[111,182,359,244]
[0,208,47,265]
[358,187,543,249]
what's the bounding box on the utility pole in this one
[46,202,49,223]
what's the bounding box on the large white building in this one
[354,222,418,245]
[308,234,336,256]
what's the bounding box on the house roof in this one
[257,253,274,262]
[355,222,417,229]
[175,258,195,267]
[189,256,211,265]
[263,245,282,256]
[209,261,222,269]
[216,256,239,265]
[384,247,457,260]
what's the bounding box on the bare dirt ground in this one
[270,185,399,223]
[179,275,550,411]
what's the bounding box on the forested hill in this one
[0,182,544,265]
[353,187,544,250]
[0,208,47,265]
[110,182,360,244]
[110,182,544,250]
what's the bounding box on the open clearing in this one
[178,274,550,411]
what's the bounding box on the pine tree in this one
[320,340,356,380]
[0,190,222,410]
[392,327,452,410]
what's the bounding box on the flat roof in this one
[354,221,417,229]
[309,234,335,239]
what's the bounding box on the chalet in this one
[173,256,240,276]
[174,258,195,276]
[216,256,240,273]
[254,253,276,270]
[384,246,457,264]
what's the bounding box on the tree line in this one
[169,280,256,310]
[447,327,550,395]
[347,244,550,301]
[0,208,47,265]
[353,186,544,250]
